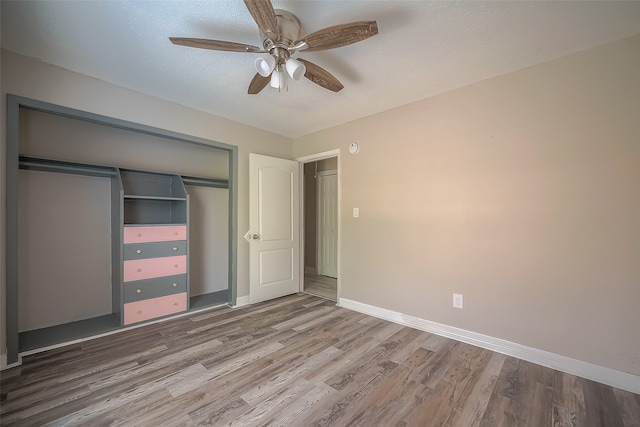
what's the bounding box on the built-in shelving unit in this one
[121,170,188,225]
[119,170,190,325]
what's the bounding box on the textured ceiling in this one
[2,1,640,139]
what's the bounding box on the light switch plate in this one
[353,207,359,218]
[453,293,463,309]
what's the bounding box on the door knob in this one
[244,231,260,242]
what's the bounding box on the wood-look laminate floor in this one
[304,273,337,301]
[1,294,639,426]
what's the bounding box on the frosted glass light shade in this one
[285,58,306,81]
[270,69,287,90]
[255,56,276,77]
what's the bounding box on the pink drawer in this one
[124,292,187,325]
[123,255,187,282]
[123,225,187,244]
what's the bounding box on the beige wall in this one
[0,50,293,357]
[293,35,640,376]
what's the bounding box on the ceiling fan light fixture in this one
[170,2,379,95]
[285,58,306,81]
[270,68,287,90]
[255,55,276,77]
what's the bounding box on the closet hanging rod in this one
[181,175,229,189]
[19,156,117,178]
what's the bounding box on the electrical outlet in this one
[453,293,463,309]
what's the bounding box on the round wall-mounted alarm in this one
[349,142,360,154]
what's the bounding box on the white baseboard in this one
[231,295,251,308]
[338,298,640,395]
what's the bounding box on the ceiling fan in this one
[169,0,378,94]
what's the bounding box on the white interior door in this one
[317,172,338,278]
[248,154,300,303]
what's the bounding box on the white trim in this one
[296,149,341,302]
[231,295,251,308]
[339,298,640,394]
[296,149,340,164]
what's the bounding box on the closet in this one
[5,95,237,364]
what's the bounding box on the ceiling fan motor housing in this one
[262,9,302,64]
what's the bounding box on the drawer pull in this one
[173,264,178,268]
[174,232,179,235]
[137,233,142,237]
[137,268,142,273]
[136,249,142,254]
[173,247,178,251]
[137,310,142,315]
[172,283,178,287]
[136,289,142,294]
[174,302,179,306]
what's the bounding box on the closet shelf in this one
[123,195,187,201]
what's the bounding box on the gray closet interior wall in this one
[19,109,230,178]
[5,95,238,365]
[187,185,229,297]
[18,170,112,331]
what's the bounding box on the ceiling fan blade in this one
[170,37,262,53]
[298,21,378,52]
[248,73,270,94]
[243,0,278,39]
[297,59,344,92]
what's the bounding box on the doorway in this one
[302,157,338,300]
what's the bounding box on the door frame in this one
[295,149,341,302]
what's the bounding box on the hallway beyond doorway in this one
[304,273,337,301]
